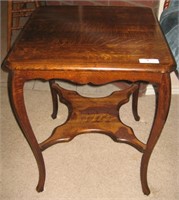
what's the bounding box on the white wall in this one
[158,0,165,18]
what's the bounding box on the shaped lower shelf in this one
[40,83,146,153]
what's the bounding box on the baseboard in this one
[146,85,179,95]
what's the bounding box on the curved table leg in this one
[140,74,171,195]
[49,80,58,119]
[8,73,46,192]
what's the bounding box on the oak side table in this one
[2,6,176,195]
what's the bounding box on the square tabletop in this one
[5,6,176,73]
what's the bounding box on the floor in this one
[1,1,179,200]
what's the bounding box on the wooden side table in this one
[2,6,176,195]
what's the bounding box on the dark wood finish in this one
[2,6,176,195]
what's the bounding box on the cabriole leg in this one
[140,74,171,195]
[8,73,46,192]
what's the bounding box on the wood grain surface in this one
[5,6,175,72]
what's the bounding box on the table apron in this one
[10,70,168,85]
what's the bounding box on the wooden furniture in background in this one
[2,6,176,195]
[7,0,39,50]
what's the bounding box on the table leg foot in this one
[36,183,44,192]
[143,187,150,196]
[140,74,171,195]
[141,153,151,195]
